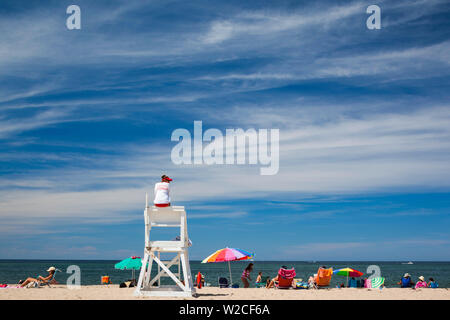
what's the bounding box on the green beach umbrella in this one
[114,256,142,280]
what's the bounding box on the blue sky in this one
[0,0,450,261]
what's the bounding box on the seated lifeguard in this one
[154,175,172,207]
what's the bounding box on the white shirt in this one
[154,182,171,204]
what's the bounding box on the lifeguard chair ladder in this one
[134,195,195,297]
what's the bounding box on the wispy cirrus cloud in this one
[1,0,450,259]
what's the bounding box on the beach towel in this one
[278,268,296,279]
[295,281,309,289]
[25,281,39,288]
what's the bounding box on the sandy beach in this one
[1,285,449,300]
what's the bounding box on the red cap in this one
[162,175,173,182]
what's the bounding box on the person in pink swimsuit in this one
[241,263,253,288]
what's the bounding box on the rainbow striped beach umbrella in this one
[202,248,254,284]
[333,267,364,287]
[333,267,363,278]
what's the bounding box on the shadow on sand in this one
[194,293,229,298]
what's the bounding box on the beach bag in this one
[25,281,38,288]
[101,275,111,284]
[295,282,309,289]
[278,268,296,279]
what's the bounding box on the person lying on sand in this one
[19,266,56,287]
[154,175,172,207]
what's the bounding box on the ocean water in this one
[1,260,449,288]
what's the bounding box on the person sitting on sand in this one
[415,276,427,289]
[398,273,414,288]
[241,263,253,288]
[19,266,56,288]
[348,277,358,288]
[154,175,172,207]
[255,272,262,284]
[428,277,438,288]
[308,275,316,288]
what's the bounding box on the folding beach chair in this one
[218,277,230,288]
[314,267,333,288]
[276,268,296,289]
[39,269,61,288]
[255,276,270,288]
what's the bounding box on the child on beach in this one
[428,277,438,288]
[255,272,262,284]
[241,263,253,288]
[154,175,172,207]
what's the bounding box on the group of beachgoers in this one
[152,176,441,290]
[398,273,438,289]
[234,264,440,289]
[10,176,441,291]
[8,264,441,290]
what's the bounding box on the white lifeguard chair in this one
[134,195,195,297]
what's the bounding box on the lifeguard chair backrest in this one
[316,268,333,286]
[148,206,186,226]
